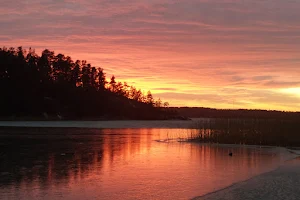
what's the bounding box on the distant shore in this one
[192,153,300,200]
[0,119,197,129]
[0,115,191,121]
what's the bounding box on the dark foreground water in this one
[0,121,294,200]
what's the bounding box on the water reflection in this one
[0,128,289,200]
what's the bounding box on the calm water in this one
[0,121,294,200]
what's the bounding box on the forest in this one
[0,47,177,120]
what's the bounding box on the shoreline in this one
[0,118,191,122]
[0,120,197,129]
[192,153,300,200]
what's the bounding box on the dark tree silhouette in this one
[109,75,116,92]
[97,68,107,91]
[146,91,154,105]
[0,46,175,120]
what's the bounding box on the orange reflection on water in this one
[0,128,287,200]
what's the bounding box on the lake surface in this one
[0,120,295,199]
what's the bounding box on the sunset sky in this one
[1,0,300,111]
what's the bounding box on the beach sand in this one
[193,155,300,200]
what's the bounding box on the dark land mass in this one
[174,107,300,120]
[0,47,179,120]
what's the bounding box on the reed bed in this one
[190,118,300,147]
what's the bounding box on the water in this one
[0,121,294,200]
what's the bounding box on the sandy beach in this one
[193,154,300,200]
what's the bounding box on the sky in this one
[1,0,300,111]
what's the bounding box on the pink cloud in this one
[1,0,300,111]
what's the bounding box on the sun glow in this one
[2,0,300,111]
[279,88,300,97]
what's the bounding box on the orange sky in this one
[1,0,300,111]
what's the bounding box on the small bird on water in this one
[229,152,233,156]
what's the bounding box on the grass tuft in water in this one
[190,118,300,147]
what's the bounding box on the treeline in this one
[0,47,175,120]
[174,107,300,120]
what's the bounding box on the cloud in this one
[252,76,274,81]
[1,0,300,111]
[264,81,300,88]
[152,88,177,91]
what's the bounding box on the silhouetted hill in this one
[173,107,300,120]
[0,47,175,120]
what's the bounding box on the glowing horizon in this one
[1,0,300,111]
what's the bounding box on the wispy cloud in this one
[1,0,300,111]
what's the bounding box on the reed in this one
[190,118,300,147]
